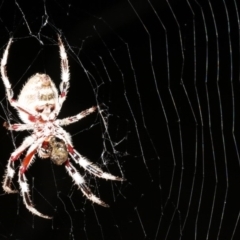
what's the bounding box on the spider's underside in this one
[0,36,124,219]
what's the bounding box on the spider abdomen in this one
[17,73,59,122]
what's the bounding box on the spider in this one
[1,36,124,219]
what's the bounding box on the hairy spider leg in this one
[18,141,52,219]
[65,160,109,207]
[56,126,124,181]
[4,122,35,131]
[58,106,97,126]
[57,35,70,112]
[3,136,34,193]
[0,38,13,102]
[67,145,124,181]
[1,38,42,122]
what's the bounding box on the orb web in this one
[0,0,240,239]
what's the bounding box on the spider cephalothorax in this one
[1,36,124,219]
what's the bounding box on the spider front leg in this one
[65,160,109,207]
[18,142,52,219]
[1,39,24,110]
[1,38,14,103]
[57,35,70,111]
[1,39,41,119]
[3,136,34,193]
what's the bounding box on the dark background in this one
[0,0,240,239]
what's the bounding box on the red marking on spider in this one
[20,150,36,174]
[28,115,37,122]
[67,145,74,154]
[41,141,49,149]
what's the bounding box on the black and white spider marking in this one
[1,36,124,219]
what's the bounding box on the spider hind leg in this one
[3,162,18,193]
[67,145,125,181]
[2,136,34,194]
[18,173,52,219]
[65,161,109,207]
[19,146,52,219]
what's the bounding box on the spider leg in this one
[65,160,109,207]
[2,136,34,193]
[1,38,14,104]
[1,39,41,121]
[67,145,124,181]
[3,122,35,131]
[57,35,70,111]
[58,106,97,126]
[18,142,52,219]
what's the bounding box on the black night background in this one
[0,0,240,239]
